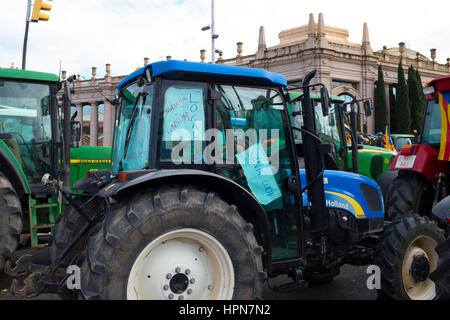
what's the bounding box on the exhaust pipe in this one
[62,75,77,192]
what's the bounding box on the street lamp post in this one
[202,0,219,64]
[22,0,53,70]
[22,0,32,70]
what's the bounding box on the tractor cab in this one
[0,68,61,191]
[386,76,450,219]
[0,68,111,254]
[422,76,450,153]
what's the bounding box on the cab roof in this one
[0,68,59,83]
[429,75,450,92]
[117,60,287,89]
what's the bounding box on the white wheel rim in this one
[127,228,235,300]
[402,235,438,300]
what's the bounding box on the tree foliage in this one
[394,63,411,133]
[374,65,389,133]
[411,68,426,133]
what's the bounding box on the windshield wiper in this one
[123,92,147,159]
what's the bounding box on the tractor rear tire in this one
[375,214,445,300]
[375,170,398,207]
[49,197,103,267]
[79,185,265,300]
[429,238,450,300]
[386,171,434,220]
[0,173,22,273]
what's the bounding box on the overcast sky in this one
[1,0,449,80]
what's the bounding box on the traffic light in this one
[31,0,52,22]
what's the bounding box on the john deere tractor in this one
[0,67,111,272]
[10,61,445,300]
[289,92,396,181]
[386,76,450,219]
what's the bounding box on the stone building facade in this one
[217,13,450,134]
[61,13,450,146]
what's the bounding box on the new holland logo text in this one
[326,199,349,210]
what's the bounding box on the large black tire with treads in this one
[386,171,434,220]
[430,238,450,300]
[79,185,265,300]
[49,197,103,267]
[0,172,22,273]
[375,170,398,208]
[375,214,445,300]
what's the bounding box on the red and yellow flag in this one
[438,91,450,161]
[385,126,396,152]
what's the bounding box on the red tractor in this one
[386,76,450,219]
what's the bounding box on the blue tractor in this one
[10,61,446,300]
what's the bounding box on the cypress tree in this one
[414,69,426,133]
[395,62,411,133]
[374,65,389,133]
[408,66,423,131]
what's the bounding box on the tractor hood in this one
[299,169,384,220]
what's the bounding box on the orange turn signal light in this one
[119,173,127,183]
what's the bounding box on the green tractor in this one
[288,92,396,181]
[0,67,111,272]
[9,61,446,300]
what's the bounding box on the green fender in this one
[0,139,30,194]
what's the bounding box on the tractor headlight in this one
[360,183,382,212]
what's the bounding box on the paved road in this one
[0,247,376,300]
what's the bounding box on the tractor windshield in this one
[291,97,345,168]
[112,82,153,172]
[422,98,441,145]
[0,79,53,187]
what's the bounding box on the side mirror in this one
[320,86,330,117]
[363,100,372,117]
[64,75,77,101]
[71,121,81,148]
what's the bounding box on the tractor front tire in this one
[386,171,434,219]
[375,214,445,300]
[0,173,22,273]
[430,238,450,299]
[79,185,265,300]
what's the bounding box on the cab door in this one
[213,84,302,262]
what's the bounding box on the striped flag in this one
[385,126,396,152]
[438,91,450,161]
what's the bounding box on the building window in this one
[332,80,357,89]
[83,104,91,146]
[389,84,397,132]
